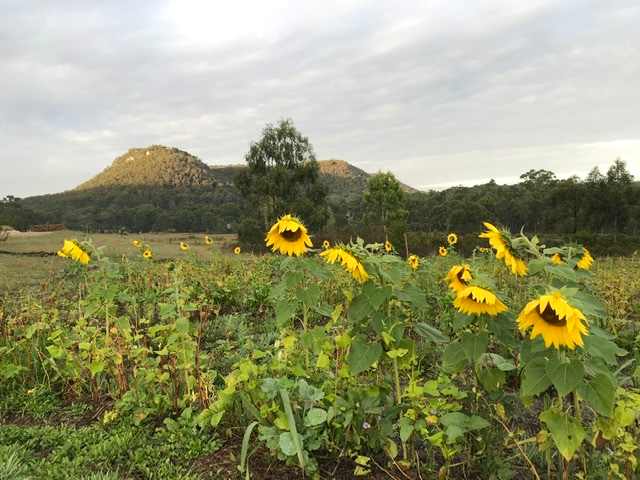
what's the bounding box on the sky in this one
[1,0,639,197]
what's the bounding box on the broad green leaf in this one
[414,322,449,343]
[275,301,297,328]
[89,360,105,376]
[461,331,488,363]
[442,341,467,373]
[577,373,616,417]
[304,408,328,427]
[386,348,408,359]
[477,366,505,392]
[539,408,585,461]
[278,431,298,457]
[399,416,414,442]
[583,330,626,365]
[482,353,516,371]
[362,283,392,310]
[527,258,547,275]
[440,412,489,443]
[349,294,373,323]
[347,337,382,375]
[546,360,584,396]
[521,358,552,397]
[395,284,427,308]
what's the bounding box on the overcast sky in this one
[2,0,639,197]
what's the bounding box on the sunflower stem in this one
[392,357,408,461]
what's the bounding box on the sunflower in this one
[265,214,313,256]
[551,253,563,265]
[408,254,420,271]
[180,242,189,251]
[384,240,393,253]
[132,240,142,248]
[320,247,368,283]
[479,222,527,276]
[517,291,588,349]
[446,264,473,294]
[576,247,593,270]
[143,249,153,260]
[234,246,241,255]
[438,246,448,257]
[58,239,90,265]
[454,286,508,316]
[447,233,458,245]
[322,240,330,250]
[205,235,213,245]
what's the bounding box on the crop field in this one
[1,221,640,480]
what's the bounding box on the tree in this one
[364,172,407,241]
[235,119,328,243]
[606,159,634,234]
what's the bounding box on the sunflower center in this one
[281,229,303,242]
[456,270,469,285]
[539,305,566,326]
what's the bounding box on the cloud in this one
[1,0,639,197]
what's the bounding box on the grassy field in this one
[0,231,238,290]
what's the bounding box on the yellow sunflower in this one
[384,240,393,253]
[517,291,588,349]
[180,242,189,251]
[576,247,593,270]
[447,233,458,245]
[438,246,448,257]
[265,214,313,256]
[58,239,90,265]
[132,240,142,248]
[205,235,213,245]
[234,246,241,255]
[479,222,527,276]
[446,264,473,294]
[551,253,563,265]
[143,249,153,260]
[322,240,330,250]
[454,286,508,316]
[320,247,368,283]
[408,254,420,271]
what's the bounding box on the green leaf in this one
[399,416,414,442]
[414,323,449,344]
[304,408,328,427]
[239,421,259,474]
[546,360,584,397]
[577,373,616,417]
[521,358,552,397]
[347,337,382,376]
[89,360,105,376]
[275,301,297,328]
[395,284,427,308]
[278,432,298,457]
[362,283,392,310]
[279,389,305,468]
[476,366,505,392]
[461,331,488,363]
[348,294,373,323]
[442,341,467,374]
[440,412,489,443]
[583,331,626,365]
[539,408,585,461]
[481,353,516,371]
[527,258,547,275]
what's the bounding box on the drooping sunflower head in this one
[517,291,588,349]
[447,233,458,245]
[205,235,213,245]
[438,246,448,257]
[576,247,593,270]
[408,254,420,271]
[453,285,508,316]
[59,239,90,265]
[384,240,393,253]
[265,214,313,256]
[322,240,330,250]
[446,264,473,293]
[132,240,141,248]
[479,222,527,276]
[180,242,189,251]
[143,249,153,260]
[320,246,368,283]
[234,246,241,255]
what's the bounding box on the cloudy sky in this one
[2,0,639,197]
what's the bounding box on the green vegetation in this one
[1,223,639,479]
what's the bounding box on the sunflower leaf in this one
[583,333,626,365]
[414,323,449,344]
[442,341,467,374]
[461,331,488,363]
[577,373,616,417]
[546,360,584,396]
[347,337,382,376]
[539,408,586,461]
[521,358,552,398]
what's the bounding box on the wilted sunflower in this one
[143,249,153,260]
[479,222,527,276]
[205,235,213,245]
[576,247,594,270]
[132,240,142,248]
[408,254,420,271]
[320,247,368,283]
[180,242,189,251]
[447,233,458,245]
[438,246,448,257]
[384,240,393,253]
[454,285,508,316]
[58,239,90,265]
[234,246,241,255]
[265,214,312,256]
[322,240,330,250]
[550,253,563,265]
[517,291,588,349]
[446,264,473,294]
